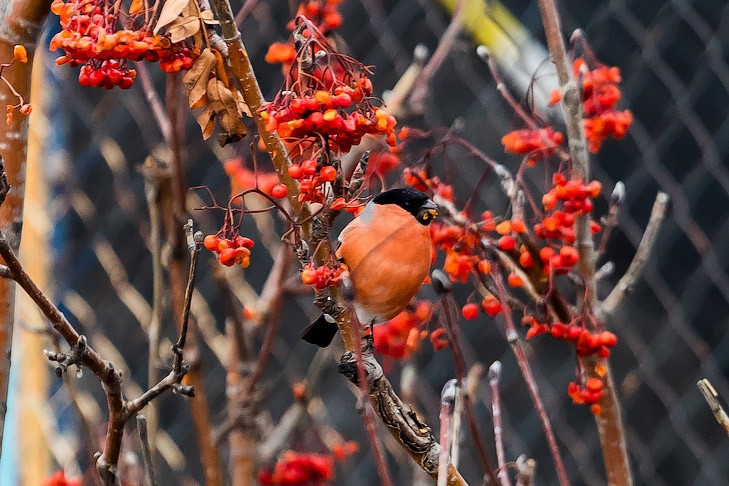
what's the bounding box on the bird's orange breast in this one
[336,204,431,321]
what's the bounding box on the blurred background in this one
[2,0,729,484]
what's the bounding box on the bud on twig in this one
[431,269,452,296]
[611,181,625,206]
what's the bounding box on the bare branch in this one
[137,415,158,486]
[489,361,512,486]
[598,192,670,320]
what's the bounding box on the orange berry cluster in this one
[550,323,617,358]
[262,84,397,154]
[6,102,31,126]
[550,58,633,153]
[501,127,564,157]
[429,328,449,351]
[535,174,602,244]
[457,295,503,322]
[50,0,196,89]
[286,159,337,204]
[373,302,432,359]
[301,262,348,291]
[568,379,604,409]
[259,452,333,486]
[403,167,455,201]
[288,0,344,33]
[203,234,254,268]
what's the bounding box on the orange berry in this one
[203,235,220,251]
[511,219,526,233]
[13,45,27,63]
[590,404,602,415]
[519,251,533,268]
[219,248,236,266]
[288,164,302,179]
[495,220,511,234]
[218,239,231,251]
[477,259,491,274]
[301,267,317,285]
[540,247,555,262]
[507,273,523,287]
[587,378,603,392]
[482,296,502,317]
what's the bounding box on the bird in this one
[300,188,438,347]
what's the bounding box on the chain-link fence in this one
[20,0,729,484]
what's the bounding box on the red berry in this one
[271,184,288,198]
[288,164,302,179]
[301,267,317,285]
[219,248,236,266]
[320,166,337,182]
[461,303,479,320]
[498,236,516,251]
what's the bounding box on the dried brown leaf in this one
[235,89,252,117]
[196,106,215,140]
[153,0,190,34]
[199,9,219,24]
[167,15,201,43]
[182,48,216,108]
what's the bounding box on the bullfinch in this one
[300,188,438,347]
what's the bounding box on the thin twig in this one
[598,192,669,320]
[137,415,158,486]
[489,361,512,486]
[438,380,457,486]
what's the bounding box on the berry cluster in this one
[286,158,338,204]
[373,302,432,359]
[568,378,604,412]
[288,0,344,33]
[203,234,254,268]
[266,0,345,71]
[301,262,348,291]
[550,58,633,152]
[259,452,333,486]
[429,328,448,351]
[223,158,288,200]
[501,127,564,162]
[535,175,602,244]
[43,471,81,486]
[403,167,455,201]
[78,59,136,89]
[263,84,397,154]
[458,295,503,322]
[50,0,197,89]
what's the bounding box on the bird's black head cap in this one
[372,188,438,225]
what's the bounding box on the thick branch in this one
[536,2,633,484]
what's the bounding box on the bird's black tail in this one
[299,314,339,347]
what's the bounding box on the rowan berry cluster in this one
[203,234,254,268]
[259,452,333,485]
[223,158,288,200]
[266,0,345,69]
[535,174,602,244]
[373,302,432,359]
[301,262,348,291]
[50,0,197,89]
[550,58,633,152]
[286,158,338,203]
[263,85,397,153]
[501,127,564,161]
[568,379,604,414]
[42,471,81,486]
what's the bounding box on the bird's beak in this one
[423,199,438,218]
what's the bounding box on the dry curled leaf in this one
[199,9,219,25]
[182,48,217,109]
[153,0,190,34]
[166,16,201,43]
[196,106,216,140]
[206,78,247,145]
